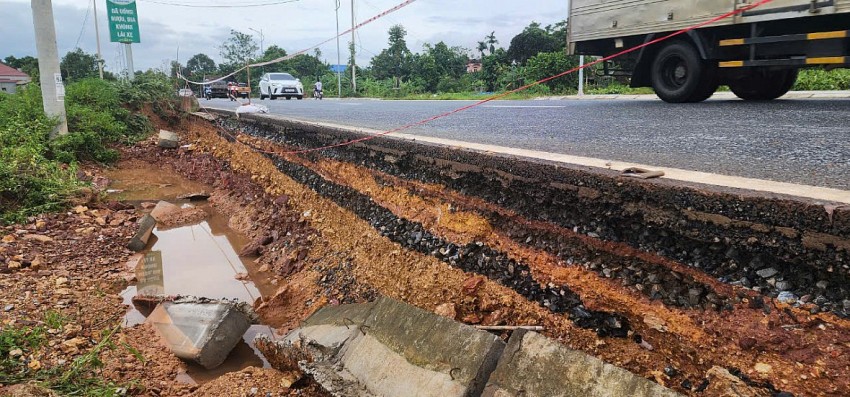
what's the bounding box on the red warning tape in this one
[212,0,775,155]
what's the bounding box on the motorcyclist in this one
[203,85,212,100]
[313,80,323,100]
[228,82,238,101]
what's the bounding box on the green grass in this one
[0,318,135,396]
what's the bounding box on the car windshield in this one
[269,73,296,81]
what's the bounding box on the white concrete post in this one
[30,0,68,136]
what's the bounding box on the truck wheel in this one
[730,69,798,101]
[296,95,303,100]
[651,41,709,103]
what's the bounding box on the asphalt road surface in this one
[205,97,850,190]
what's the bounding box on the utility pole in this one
[31,0,68,136]
[125,43,135,81]
[249,27,264,56]
[578,55,585,96]
[92,0,104,79]
[350,0,356,93]
[335,0,341,98]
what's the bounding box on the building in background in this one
[466,60,482,73]
[0,62,32,94]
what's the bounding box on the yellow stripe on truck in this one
[806,57,847,65]
[719,61,744,68]
[807,31,847,40]
[719,38,745,46]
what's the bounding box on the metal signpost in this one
[106,0,140,80]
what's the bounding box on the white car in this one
[258,73,304,100]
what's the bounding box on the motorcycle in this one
[313,88,323,100]
[203,87,212,100]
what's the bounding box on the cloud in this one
[3,0,568,71]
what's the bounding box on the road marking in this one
[242,114,850,204]
[483,105,567,108]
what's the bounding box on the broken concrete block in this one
[176,191,211,201]
[149,201,179,222]
[482,329,682,397]
[158,129,179,149]
[147,300,251,369]
[127,214,156,252]
[259,297,504,397]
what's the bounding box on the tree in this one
[169,61,187,80]
[525,50,579,93]
[477,41,488,58]
[219,30,259,72]
[485,31,499,55]
[507,21,567,64]
[481,48,509,91]
[287,54,326,81]
[370,25,412,85]
[186,53,216,77]
[60,48,98,82]
[3,55,39,82]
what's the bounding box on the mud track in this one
[153,111,850,396]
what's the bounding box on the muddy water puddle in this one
[108,162,280,385]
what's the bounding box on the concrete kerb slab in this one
[483,329,682,397]
[262,297,505,397]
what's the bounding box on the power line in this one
[137,0,301,8]
[73,0,92,50]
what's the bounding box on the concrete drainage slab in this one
[259,297,681,397]
[483,329,682,397]
[260,297,505,397]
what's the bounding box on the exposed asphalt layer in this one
[205,97,850,190]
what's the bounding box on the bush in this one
[1,75,169,223]
[0,87,80,223]
[794,68,850,91]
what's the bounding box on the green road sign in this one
[107,0,140,43]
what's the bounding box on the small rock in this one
[35,220,46,230]
[258,264,270,272]
[234,273,250,281]
[775,281,793,291]
[249,387,258,396]
[816,280,828,289]
[434,303,457,320]
[777,291,798,304]
[55,277,69,287]
[643,313,668,333]
[8,261,22,269]
[843,300,850,312]
[28,359,41,370]
[23,234,54,243]
[754,362,772,374]
[9,348,22,357]
[664,365,679,377]
[4,304,13,312]
[73,205,88,214]
[738,337,757,350]
[2,234,16,243]
[756,267,778,278]
[141,202,157,210]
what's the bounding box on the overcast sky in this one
[1,0,569,74]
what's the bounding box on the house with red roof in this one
[0,62,32,94]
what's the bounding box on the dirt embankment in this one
[3,109,848,396]
[188,111,847,397]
